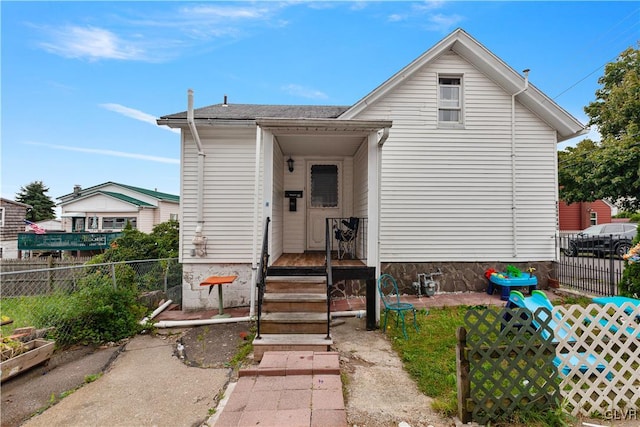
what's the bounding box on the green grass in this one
[386,305,468,416]
[386,304,578,425]
[1,295,67,336]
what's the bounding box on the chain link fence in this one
[1,258,181,345]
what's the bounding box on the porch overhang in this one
[256,118,392,156]
[255,118,392,134]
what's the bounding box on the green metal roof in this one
[58,182,179,203]
[100,191,155,207]
[113,183,180,203]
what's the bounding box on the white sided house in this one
[158,29,586,317]
[58,182,179,234]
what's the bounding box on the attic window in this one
[438,76,463,126]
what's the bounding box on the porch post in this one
[367,131,382,326]
[250,126,263,318]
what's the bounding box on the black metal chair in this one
[334,217,359,259]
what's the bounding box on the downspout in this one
[249,126,263,318]
[187,89,207,257]
[510,69,529,258]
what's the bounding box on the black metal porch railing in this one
[328,217,367,261]
[255,217,270,340]
[556,233,627,296]
[325,218,333,339]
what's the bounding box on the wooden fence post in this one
[456,326,471,423]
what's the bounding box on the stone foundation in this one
[380,261,554,295]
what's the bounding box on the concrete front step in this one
[252,334,333,361]
[261,312,328,334]
[266,276,327,294]
[263,293,327,313]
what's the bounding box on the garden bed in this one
[1,339,55,382]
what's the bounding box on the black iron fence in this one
[556,234,627,296]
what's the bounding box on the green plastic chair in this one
[378,274,420,339]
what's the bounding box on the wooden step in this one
[261,312,328,334]
[266,276,327,294]
[252,334,333,362]
[263,293,327,313]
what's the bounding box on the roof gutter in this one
[187,89,207,257]
[510,69,529,259]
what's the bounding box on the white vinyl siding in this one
[282,153,306,253]
[355,51,557,262]
[353,141,368,218]
[271,144,284,261]
[181,126,260,263]
[136,209,155,233]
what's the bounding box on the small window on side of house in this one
[589,211,597,226]
[0,207,4,227]
[103,217,137,230]
[169,213,178,221]
[438,75,463,127]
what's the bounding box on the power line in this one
[551,7,640,100]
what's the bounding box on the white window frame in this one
[438,74,464,128]
[0,207,4,227]
[169,213,178,221]
[589,211,597,226]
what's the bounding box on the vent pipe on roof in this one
[510,69,530,258]
[222,94,228,107]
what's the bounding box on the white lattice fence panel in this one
[546,303,640,417]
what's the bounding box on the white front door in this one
[307,161,342,250]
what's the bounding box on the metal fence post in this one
[111,263,117,289]
[609,240,616,296]
[164,262,169,294]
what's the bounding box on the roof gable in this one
[340,28,586,142]
[58,182,179,204]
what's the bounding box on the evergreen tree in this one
[15,181,57,221]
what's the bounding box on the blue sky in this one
[2,1,638,216]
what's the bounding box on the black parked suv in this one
[563,223,638,258]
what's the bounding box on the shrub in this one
[619,235,640,297]
[34,268,146,346]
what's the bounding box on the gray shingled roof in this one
[160,104,350,121]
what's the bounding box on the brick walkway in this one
[210,351,346,427]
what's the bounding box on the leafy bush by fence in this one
[1,258,181,346]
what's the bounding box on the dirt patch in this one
[177,321,252,368]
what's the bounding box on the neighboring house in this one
[0,198,32,259]
[558,200,614,233]
[57,182,179,234]
[25,219,63,232]
[158,29,586,312]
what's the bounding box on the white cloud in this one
[39,26,146,61]
[24,142,180,164]
[100,103,181,134]
[425,13,464,33]
[281,84,329,100]
[385,2,463,33]
[181,4,272,19]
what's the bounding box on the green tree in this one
[94,219,179,263]
[559,46,640,211]
[15,181,56,221]
[150,219,180,258]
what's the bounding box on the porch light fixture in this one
[287,157,294,173]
